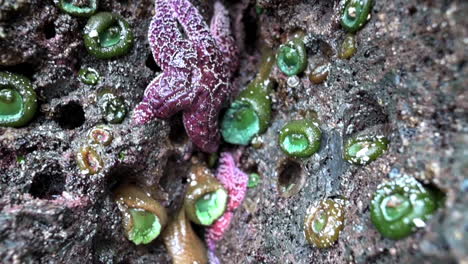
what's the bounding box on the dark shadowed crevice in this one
[54,101,85,129]
[159,154,190,214]
[29,164,66,199]
[243,5,258,55]
[168,113,188,145]
[145,53,161,72]
[0,62,38,79]
[43,22,56,40]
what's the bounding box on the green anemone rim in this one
[194,189,228,226]
[84,12,134,59]
[0,72,38,127]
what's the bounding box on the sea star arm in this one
[210,2,239,75]
[133,71,196,124]
[182,100,221,153]
[169,0,212,44]
[149,0,196,70]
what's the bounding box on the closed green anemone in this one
[278,119,322,158]
[304,199,345,248]
[78,67,100,85]
[344,135,388,165]
[370,176,443,240]
[84,12,133,59]
[98,91,127,124]
[0,72,37,127]
[339,34,357,59]
[88,125,113,146]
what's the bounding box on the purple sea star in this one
[205,152,248,262]
[133,0,239,153]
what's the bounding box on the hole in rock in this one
[0,62,38,79]
[29,164,66,199]
[107,166,137,190]
[277,159,305,198]
[55,101,85,129]
[343,91,388,136]
[43,22,56,39]
[169,113,188,145]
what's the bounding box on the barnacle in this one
[344,136,388,165]
[98,91,127,124]
[88,125,113,146]
[309,63,330,84]
[221,50,274,145]
[304,199,345,248]
[184,163,227,226]
[114,185,168,245]
[341,0,373,33]
[338,34,357,59]
[57,0,98,17]
[75,146,103,174]
[78,67,100,85]
[0,72,37,127]
[278,119,322,158]
[370,176,442,240]
[162,210,208,264]
[83,12,134,59]
[277,34,307,76]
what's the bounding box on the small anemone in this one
[304,199,345,248]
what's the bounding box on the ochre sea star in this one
[133,0,239,153]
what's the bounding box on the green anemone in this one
[277,38,307,76]
[84,12,134,59]
[341,0,373,33]
[98,92,127,124]
[279,119,322,158]
[195,189,228,226]
[128,208,162,245]
[370,176,443,240]
[221,101,260,145]
[0,72,37,127]
[221,79,272,145]
[339,34,357,60]
[57,0,98,17]
[78,67,100,85]
[304,199,345,248]
[344,136,388,165]
[248,173,261,188]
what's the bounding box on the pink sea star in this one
[133,0,239,153]
[205,152,248,262]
